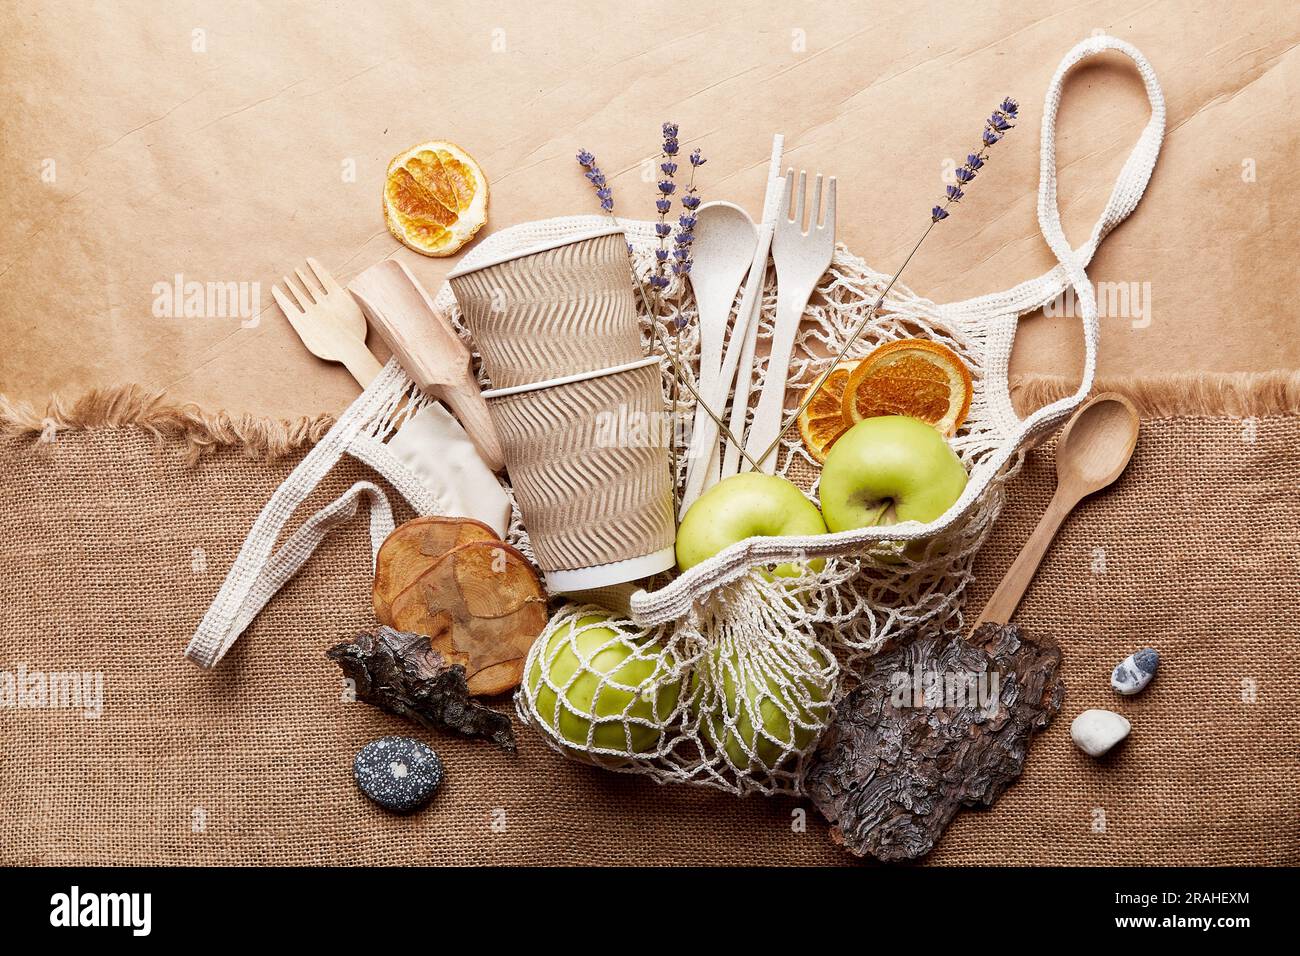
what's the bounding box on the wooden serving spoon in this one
[349,259,505,472]
[972,393,1140,630]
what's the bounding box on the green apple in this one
[527,613,680,755]
[694,642,834,772]
[819,415,968,533]
[676,472,828,577]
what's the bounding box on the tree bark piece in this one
[327,626,516,752]
[805,623,1065,861]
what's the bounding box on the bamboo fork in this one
[272,258,383,388]
[743,168,837,472]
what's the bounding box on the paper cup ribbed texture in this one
[451,231,643,388]
[486,361,674,573]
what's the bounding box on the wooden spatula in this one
[972,393,1140,630]
[348,260,505,472]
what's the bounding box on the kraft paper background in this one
[2,0,1298,415]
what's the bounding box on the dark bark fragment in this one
[327,626,516,752]
[805,623,1065,861]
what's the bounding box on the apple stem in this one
[861,500,894,527]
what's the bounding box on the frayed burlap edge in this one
[1011,370,1300,419]
[0,385,335,465]
[2,372,1296,467]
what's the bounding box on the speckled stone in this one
[1112,647,1159,695]
[1070,708,1131,758]
[353,737,444,813]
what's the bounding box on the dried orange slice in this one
[841,339,972,436]
[797,360,859,462]
[383,140,488,257]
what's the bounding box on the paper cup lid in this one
[447,224,627,279]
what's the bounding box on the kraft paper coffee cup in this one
[449,226,644,389]
[483,357,675,590]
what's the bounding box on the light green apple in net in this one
[819,415,968,534]
[527,613,680,755]
[675,472,828,578]
[694,642,835,773]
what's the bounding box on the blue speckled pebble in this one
[1111,647,1159,696]
[353,737,444,813]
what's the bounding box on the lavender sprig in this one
[756,97,1020,469]
[575,149,614,212]
[649,123,680,300]
[669,148,706,330]
[930,97,1017,223]
[661,132,702,507]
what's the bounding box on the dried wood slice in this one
[373,516,499,625]
[388,539,547,696]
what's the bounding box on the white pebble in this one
[1070,708,1131,758]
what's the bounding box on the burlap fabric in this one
[1,385,1296,866]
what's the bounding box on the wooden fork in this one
[272,258,383,388]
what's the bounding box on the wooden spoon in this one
[972,393,1139,630]
[349,259,505,471]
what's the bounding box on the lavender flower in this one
[931,97,1018,223]
[575,149,614,212]
[662,122,680,156]
[669,147,704,333]
[650,123,682,300]
[672,171,703,275]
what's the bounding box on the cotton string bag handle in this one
[184,363,402,668]
[627,34,1166,627]
[185,360,448,669]
[943,34,1167,440]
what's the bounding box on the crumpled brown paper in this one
[2,0,1296,418]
